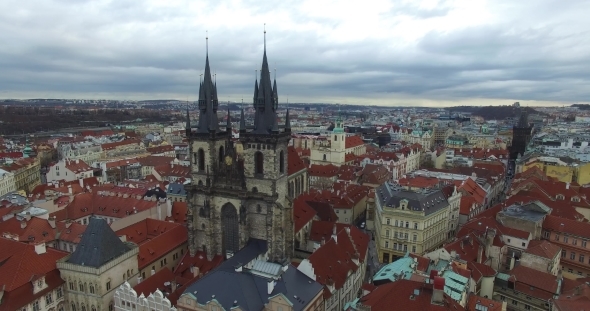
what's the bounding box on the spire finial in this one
[206,30,209,57]
[264,23,266,51]
[274,68,276,80]
[255,69,258,81]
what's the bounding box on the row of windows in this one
[193,148,285,175]
[551,232,589,248]
[561,250,588,264]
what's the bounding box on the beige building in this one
[374,185,450,263]
[310,117,365,166]
[0,157,41,193]
[114,283,176,311]
[0,168,16,197]
[58,218,139,311]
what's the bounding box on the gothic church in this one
[185,34,293,262]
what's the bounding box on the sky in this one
[0,0,589,107]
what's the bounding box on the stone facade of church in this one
[185,37,294,263]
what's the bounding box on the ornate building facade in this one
[185,36,294,262]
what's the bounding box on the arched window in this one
[91,306,97,311]
[257,205,262,213]
[334,135,338,141]
[201,223,205,230]
[198,149,205,171]
[79,283,84,292]
[255,152,264,175]
[81,305,86,311]
[323,154,327,161]
[219,146,224,165]
[71,303,77,311]
[89,284,95,294]
[279,151,284,174]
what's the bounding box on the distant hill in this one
[464,105,543,120]
[572,104,590,110]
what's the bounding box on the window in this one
[197,149,205,171]
[218,146,224,165]
[255,152,264,175]
[564,236,569,243]
[79,283,84,292]
[106,281,111,291]
[412,246,416,253]
[69,282,74,291]
[403,244,408,252]
[279,151,284,173]
[394,220,398,226]
[525,305,531,310]
[568,269,573,273]
[89,285,95,294]
[385,241,389,248]
[413,222,418,229]
[574,239,578,246]
[32,301,40,311]
[555,234,560,241]
[500,295,505,301]
[394,243,398,250]
[323,154,327,161]
[512,300,518,306]
[46,293,53,304]
[57,286,63,298]
[571,252,576,260]
[583,240,588,248]
[521,242,525,247]
[413,234,417,242]
[507,238,511,243]
[385,230,390,238]
[562,250,566,258]
[386,218,391,225]
[543,231,550,239]
[72,303,77,311]
[580,255,585,263]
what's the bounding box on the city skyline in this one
[1,0,589,107]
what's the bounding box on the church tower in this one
[186,31,293,262]
[331,107,345,153]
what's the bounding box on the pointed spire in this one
[240,106,246,132]
[185,102,191,134]
[226,107,232,130]
[251,25,279,135]
[196,33,220,134]
[285,109,291,132]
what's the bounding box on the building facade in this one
[185,41,294,262]
[0,168,16,197]
[374,185,450,263]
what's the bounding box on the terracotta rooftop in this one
[525,240,561,259]
[293,199,317,233]
[287,146,306,175]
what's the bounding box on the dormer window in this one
[572,197,580,202]
[556,194,565,200]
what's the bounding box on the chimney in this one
[48,216,56,229]
[151,269,156,276]
[477,245,484,264]
[24,211,31,221]
[79,178,84,188]
[267,280,276,295]
[65,220,72,228]
[171,280,177,292]
[566,182,570,190]
[509,253,516,270]
[68,185,72,195]
[76,159,79,164]
[332,224,337,235]
[320,237,326,246]
[431,276,445,304]
[20,220,27,229]
[193,266,200,278]
[34,242,47,255]
[137,276,143,284]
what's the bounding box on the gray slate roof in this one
[167,183,186,196]
[67,217,130,268]
[183,239,322,311]
[376,183,449,216]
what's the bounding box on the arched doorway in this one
[221,203,239,257]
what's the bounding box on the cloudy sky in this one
[0,0,588,106]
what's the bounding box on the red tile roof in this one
[398,176,441,189]
[287,146,306,175]
[543,214,590,238]
[136,155,175,167]
[345,135,364,149]
[0,268,64,311]
[306,226,368,298]
[293,199,317,233]
[51,192,158,221]
[358,164,391,186]
[445,233,487,264]
[0,152,23,159]
[0,237,67,292]
[308,164,339,178]
[553,283,590,311]
[356,279,463,311]
[525,240,561,259]
[101,138,141,150]
[64,159,92,173]
[133,267,176,296]
[466,295,503,311]
[510,265,564,300]
[467,261,496,283]
[147,145,175,154]
[166,202,188,224]
[115,219,188,270]
[154,164,190,179]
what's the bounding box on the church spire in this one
[251,25,279,135]
[185,102,191,136]
[226,107,232,131]
[240,99,246,132]
[196,33,220,134]
[285,108,291,132]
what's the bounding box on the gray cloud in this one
[0,0,589,105]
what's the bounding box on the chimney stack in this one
[65,220,72,228]
[431,276,445,304]
[79,178,84,188]
[34,242,47,255]
[267,280,276,295]
[48,216,56,229]
[20,220,27,229]
[24,211,31,221]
